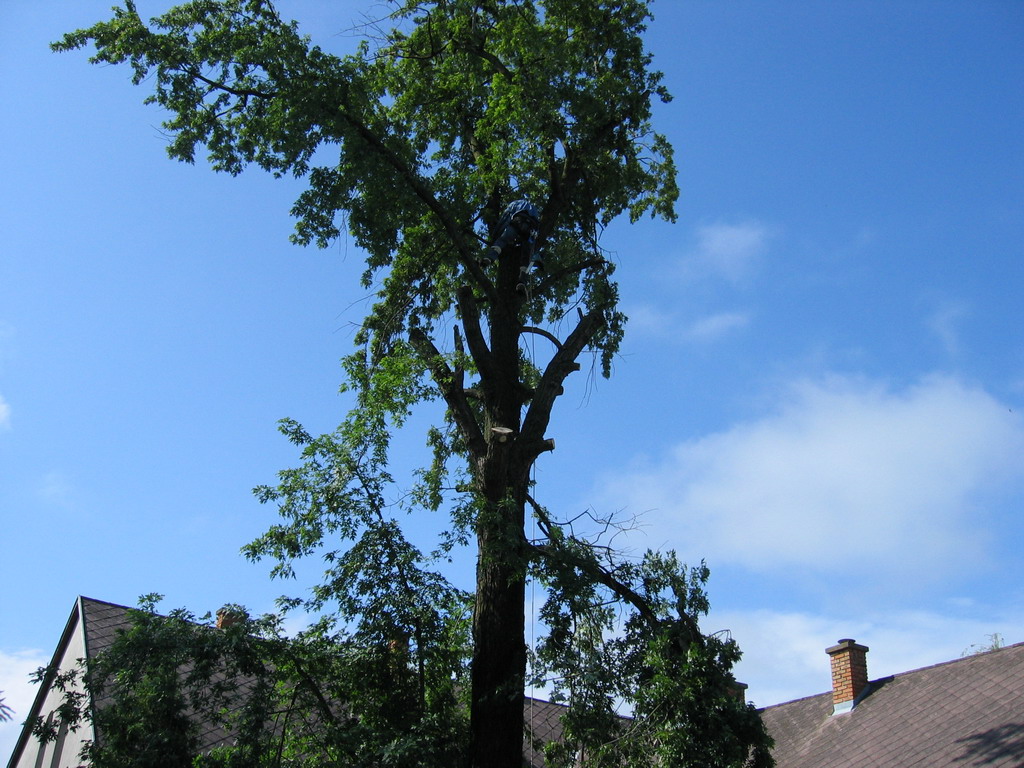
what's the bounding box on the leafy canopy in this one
[55,0,676,364]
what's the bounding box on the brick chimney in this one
[826,638,869,714]
[730,681,749,704]
[216,607,244,629]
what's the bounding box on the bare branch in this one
[533,258,607,296]
[520,326,562,350]
[528,537,662,630]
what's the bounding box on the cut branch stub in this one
[490,426,515,443]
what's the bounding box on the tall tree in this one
[54,1,773,765]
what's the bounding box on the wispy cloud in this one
[625,221,766,343]
[625,307,750,344]
[926,299,970,357]
[38,472,76,510]
[624,304,678,336]
[680,221,771,285]
[682,311,751,343]
[599,374,1024,587]
[0,393,9,430]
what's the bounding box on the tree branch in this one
[287,652,346,730]
[456,285,498,385]
[190,69,274,100]
[524,502,660,630]
[471,44,513,80]
[520,326,562,350]
[518,307,605,456]
[409,327,487,458]
[334,106,474,261]
[525,497,704,648]
[533,258,607,296]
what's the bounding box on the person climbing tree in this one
[479,199,543,294]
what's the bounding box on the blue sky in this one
[2,0,1023,754]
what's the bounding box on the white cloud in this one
[682,311,750,343]
[0,648,48,758]
[0,394,9,430]
[38,472,73,507]
[601,374,1024,583]
[624,304,677,336]
[625,307,750,343]
[926,299,969,357]
[681,221,771,285]
[714,606,1024,709]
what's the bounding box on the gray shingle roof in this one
[524,696,568,767]
[76,598,569,763]
[760,640,1024,768]
[79,597,244,753]
[49,600,1024,767]
[80,597,133,658]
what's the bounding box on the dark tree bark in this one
[446,255,604,767]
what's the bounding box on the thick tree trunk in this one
[448,252,603,767]
[470,502,527,768]
[469,263,530,768]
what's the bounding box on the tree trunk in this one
[469,263,530,768]
[470,499,527,768]
[450,248,604,766]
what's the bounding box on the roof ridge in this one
[758,689,831,712]
[882,638,1024,681]
[759,639,1024,711]
[79,595,134,611]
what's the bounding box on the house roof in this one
[78,596,134,660]
[16,597,1024,768]
[74,597,572,765]
[9,597,570,767]
[760,640,1024,768]
[524,695,568,768]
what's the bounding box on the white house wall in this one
[9,605,93,768]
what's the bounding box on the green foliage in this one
[32,597,469,767]
[52,0,675,366]
[530,539,773,767]
[51,1,773,766]
[962,632,1005,657]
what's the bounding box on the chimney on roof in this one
[730,681,749,704]
[216,607,244,629]
[826,638,869,714]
